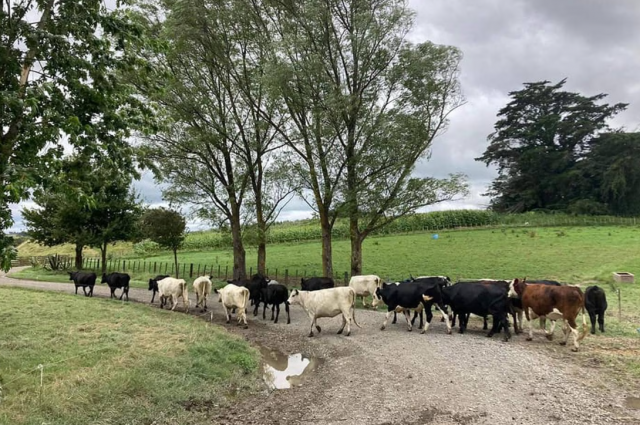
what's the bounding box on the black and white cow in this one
[585,285,607,334]
[374,279,451,334]
[68,271,97,297]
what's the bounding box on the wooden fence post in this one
[275,268,278,280]
[189,263,194,278]
[123,260,126,272]
[344,272,348,286]
[218,265,221,278]
[284,269,289,286]
[618,288,622,321]
[154,262,157,273]
[164,262,168,274]
[197,264,201,276]
[182,263,186,279]
[225,266,228,280]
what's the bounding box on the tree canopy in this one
[0,0,155,270]
[140,208,186,277]
[477,79,628,213]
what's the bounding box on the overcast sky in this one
[8,0,640,232]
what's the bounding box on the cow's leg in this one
[451,311,457,328]
[242,308,248,329]
[195,293,200,310]
[263,302,267,320]
[421,304,434,334]
[567,317,580,351]
[285,301,290,324]
[560,320,570,345]
[151,291,156,304]
[526,308,534,341]
[539,317,546,330]
[501,313,511,341]
[381,309,393,330]
[203,295,207,311]
[222,304,230,323]
[183,294,189,313]
[487,314,500,337]
[125,287,129,301]
[271,304,275,321]
[588,311,597,334]
[545,319,556,340]
[459,313,468,334]
[361,295,367,308]
[75,285,79,295]
[253,301,259,316]
[392,311,397,324]
[483,316,488,330]
[274,304,280,324]
[345,308,353,336]
[511,309,519,334]
[598,311,605,333]
[308,313,316,337]
[170,294,178,311]
[517,310,523,333]
[404,310,412,332]
[435,304,451,334]
[337,314,347,334]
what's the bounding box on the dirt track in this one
[2,269,639,425]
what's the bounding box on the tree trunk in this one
[257,242,266,276]
[100,241,107,275]
[173,248,179,278]
[319,209,333,277]
[74,243,83,270]
[230,212,247,280]
[256,189,267,275]
[349,218,363,277]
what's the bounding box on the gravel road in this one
[2,269,639,425]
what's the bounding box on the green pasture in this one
[0,288,259,425]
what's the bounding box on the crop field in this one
[0,288,259,425]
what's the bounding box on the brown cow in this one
[508,278,588,351]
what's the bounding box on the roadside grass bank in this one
[0,287,259,425]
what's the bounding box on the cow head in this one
[213,287,223,302]
[68,272,76,280]
[148,279,158,292]
[287,289,301,306]
[100,273,108,284]
[508,278,527,298]
[373,287,385,304]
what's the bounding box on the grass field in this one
[0,288,259,425]
[103,226,640,282]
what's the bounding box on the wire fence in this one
[26,255,353,286]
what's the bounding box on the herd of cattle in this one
[67,270,608,352]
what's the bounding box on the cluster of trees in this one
[133,0,468,279]
[478,79,638,215]
[2,0,469,276]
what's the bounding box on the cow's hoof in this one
[337,329,343,335]
[559,341,567,346]
[226,320,230,324]
[590,330,595,334]
[315,326,321,333]
[380,326,386,331]
[486,333,494,338]
[571,347,579,352]
[243,325,248,329]
[345,332,351,337]
[287,320,291,325]
[458,329,463,334]
[545,334,554,341]
[420,330,426,335]
[447,329,452,335]
[525,337,532,341]
[407,328,412,332]
[308,332,314,337]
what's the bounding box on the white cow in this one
[192,275,212,312]
[287,287,361,337]
[157,277,190,312]
[348,274,382,308]
[214,284,250,328]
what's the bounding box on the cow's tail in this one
[243,287,250,314]
[577,304,588,341]
[350,289,362,328]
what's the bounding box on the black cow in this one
[68,271,97,297]
[101,272,131,301]
[227,273,270,315]
[148,275,170,303]
[260,284,290,324]
[442,282,512,341]
[374,280,450,334]
[449,280,519,333]
[300,277,335,291]
[391,276,451,327]
[585,285,607,334]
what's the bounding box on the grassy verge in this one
[0,288,259,425]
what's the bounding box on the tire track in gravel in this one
[2,270,639,425]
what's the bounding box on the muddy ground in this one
[1,270,639,425]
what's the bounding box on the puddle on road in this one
[258,345,323,390]
[625,397,640,410]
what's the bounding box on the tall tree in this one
[576,132,640,215]
[263,0,468,276]
[140,208,186,278]
[22,158,142,271]
[477,79,628,213]
[0,0,155,271]
[135,0,292,279]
